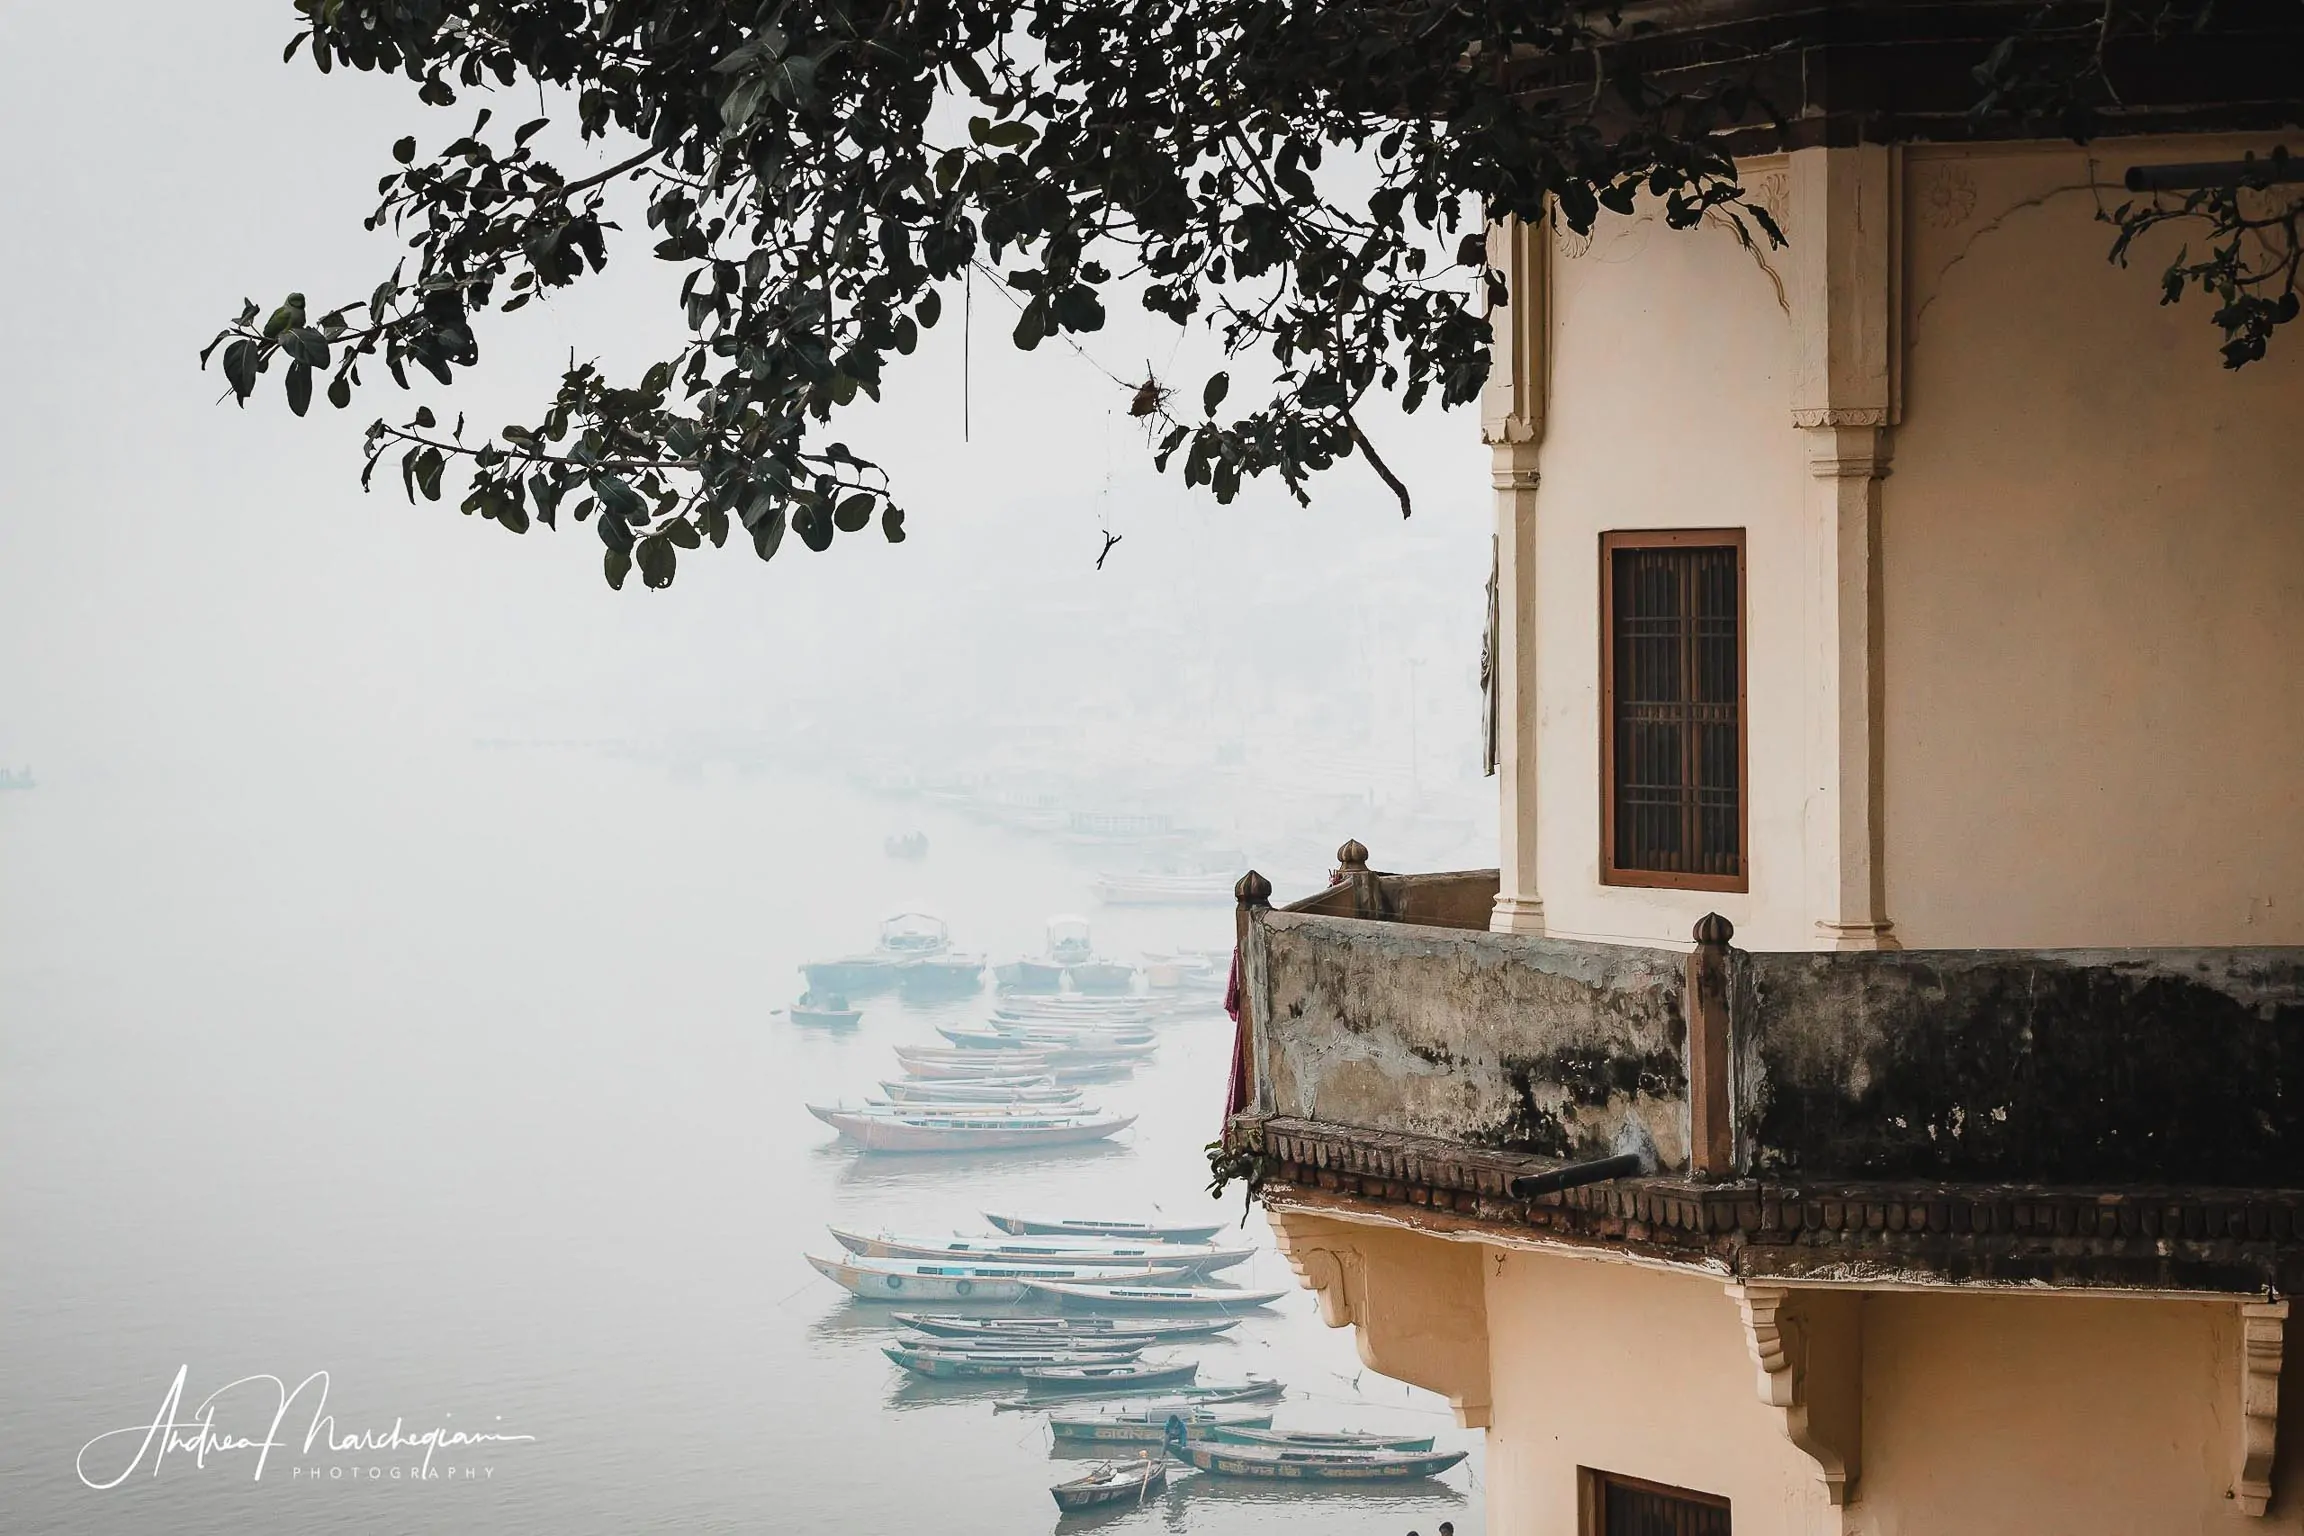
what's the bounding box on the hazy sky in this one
[0,6,1493,782]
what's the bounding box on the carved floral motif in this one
[1916,163,1979,230]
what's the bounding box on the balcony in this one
[1228,846,2304,1295]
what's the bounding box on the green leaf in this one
[635,534,677,588]
[917,289,942,328]
[285,361,313,417]
[1203,371,1230,415]
[767,54,818,109]
[750,507,785,562]
[592,475,647,524]
[881,505,906,543]
[604,546,631,590]
[664,517,701,549]
[281,327,331,368]
[392,136,416,165]
[413,447,445,501]
[833,493,874,532]
[221,340,259,403]
[721,75,769,132]
[327,372,352,410]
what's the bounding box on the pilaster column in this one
[1492,445,1545,934]
[1788,146,1899,950]
[1806,426,1895,949]
[1484,216,1549,936]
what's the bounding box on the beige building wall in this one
[1884,141,2304,949]
[1529,198,1811,948]
[1438,1238,2304,1534]
[1506,136,2304,953]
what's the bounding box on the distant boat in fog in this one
[806,1250,1189,1300]
[998,916,1140,996]
[808,1105,1138,1153]
[1093,870,1236,905]
[984,1212,1229,1243]
[0,765,33,792]
[787,990,862,1028]
[883,830,929,860]
[895,951,984,1001]
[802,911,950,995]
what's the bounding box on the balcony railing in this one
[1228,844,2304,1292]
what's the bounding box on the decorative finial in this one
[1235,870,1273,908]
[1336,839,1369,871]
[1693,912,1734,947]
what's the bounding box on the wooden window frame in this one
[1599,528,1749,893]
[1578,1467,1733,1535]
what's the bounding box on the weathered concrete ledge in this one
[1254,909,1691,1166]
[1243,903,2304,1189]
[1736,946,2304,1184]
[1236,1115,2304,1294]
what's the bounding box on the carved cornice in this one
[1238,1115,2304,1295]
[1792,407,1891,430]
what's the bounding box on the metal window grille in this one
[1607,539,1741,883]
[1595,1471,1732,1536]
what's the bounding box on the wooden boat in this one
[995,995,1167,1019]
[1050,1458,1167,1512]
[876,1081,1083,1106]
[1022,1280,1290,1312]
[895,952,985,1000]
[893,1048,1054,1079]
[892,1313,1241,1343]
[1092,870,1238,906]
[1165,1441,1469,1481]
[883,831,929,860]
[1022,1359,1200,1397]
[932,1025,1051,1051]
[802,911,950,995]
[894,1045,1051,1068]
[1205,1426,1438,1452]
[893,1333,1145,1356]
[813,1109,1138,1153]
[810,1102,1095,1122]
[829,1228,1252,1274]
[895,1330,1168,1355]
[986,1212,1229,1243]
[993,957,1068,994]
[786,989,862,1027]
[1049,1407,1273,1445]
[1066,959,1141,994]
[994,1379,1285,1414]
[806,1252,1192,1301]
[938,1023,1154,1050]
[884,1344,1142,1380]
[1042,1041,1159,1067]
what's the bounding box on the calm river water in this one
[0,749,1482,1534]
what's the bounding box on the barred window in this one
[1583,1469,1733,1536]
[1601,531,1745,891]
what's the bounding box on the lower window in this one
[1582,1468,1731,1536]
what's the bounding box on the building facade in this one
[1227,12,2304,1533]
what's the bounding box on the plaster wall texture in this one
[1477,1246,2304,1534]
[1483,1249,1835,1534]
[1530,196,1809,948]
[1513,136,2304,952]
[1883,140,2304,948]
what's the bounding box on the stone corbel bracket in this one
[1271,1209,1494,1429]
[1729,1283,1862,1512]
[2240,1300,2287,1516]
